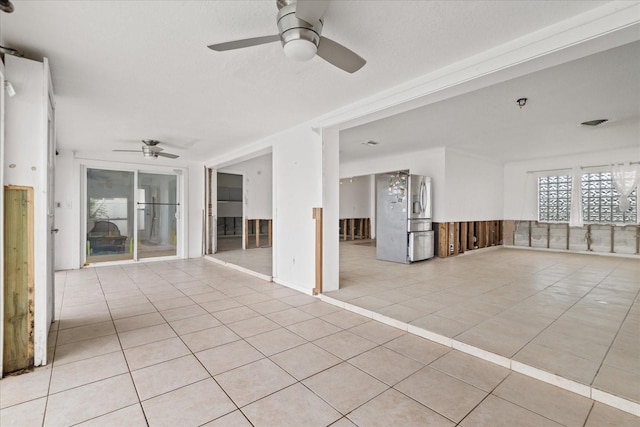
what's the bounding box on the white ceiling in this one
[1,0,636,164]
[339,41,640,164]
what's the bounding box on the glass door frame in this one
[80,160,187,266]
[137,171,180,260]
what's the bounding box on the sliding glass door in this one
[85,167,180,264]
[137,173,178,259]
[86,169,135,263]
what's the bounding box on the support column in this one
[322,127,340,292]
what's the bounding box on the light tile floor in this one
[0,256,638,426]
[326,241,640,413]
[210,241,272,278]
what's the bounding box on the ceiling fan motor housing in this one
[142,146,158,158]
[277,3,323,61]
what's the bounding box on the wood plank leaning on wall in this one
[3,186,35,375]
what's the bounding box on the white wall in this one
[186,162,203,258]
[223,153,273,219]
[272,125,323,293]
[340,146,446,222]
[339,175,372,219]
[444,148,504,221]
[504,147,640,221]
[4,56,50,366]
[322,128,340,292]
[54,150,76,270]
[340,147,504,223]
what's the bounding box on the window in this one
[538,172,637,224]
[582,172,637,224]
[538,175,572,222]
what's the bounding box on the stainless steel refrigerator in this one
[376,172,434,263]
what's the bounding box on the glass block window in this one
[538,172,637,224]
[582,172,637,224]
[538,175,572,222]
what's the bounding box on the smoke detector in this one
[581,119,608,126]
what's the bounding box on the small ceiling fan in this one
[208,0,366,73]
[113,140,179,159]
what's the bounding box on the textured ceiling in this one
[1,0,626,164]
[340,41,640,164]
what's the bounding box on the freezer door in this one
[408,218,432,232]
[376,173,410,263]
[408,230,434,262]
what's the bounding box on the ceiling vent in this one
[581,119,608,126]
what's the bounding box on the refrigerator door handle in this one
[408,233,414,261]
[423,180,431,218]
[420,180,426,215]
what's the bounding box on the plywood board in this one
[3,186,35,374]
[438,223,449,258]
[461,222,468,252]
[244,219,249,249]
[453,222,460,255]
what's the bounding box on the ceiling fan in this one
[113,140,179,159]
[208,0,366,73]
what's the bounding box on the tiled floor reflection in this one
[0,255,638,426]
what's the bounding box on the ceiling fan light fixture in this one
[283,38,317,61]
[142,147,157,158]
[278,3,322,62]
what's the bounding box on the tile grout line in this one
[581,401,597,427]
[587,269,640,394]
[129,263,413,425]
[104,266,149,426]
[136,263,262,425]
[450,370,512,427]
[41,256,638,425]
[41,270,69,427]
[320,293,640,416]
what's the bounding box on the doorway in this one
[216,172,243,252]
[85,167,181,264]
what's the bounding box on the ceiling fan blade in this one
[208,35,280,52]
[316,36,366,73]
[149,146,164,152]
[296,0,330,25]
[112,150,141,153]
[156,152,179,159]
